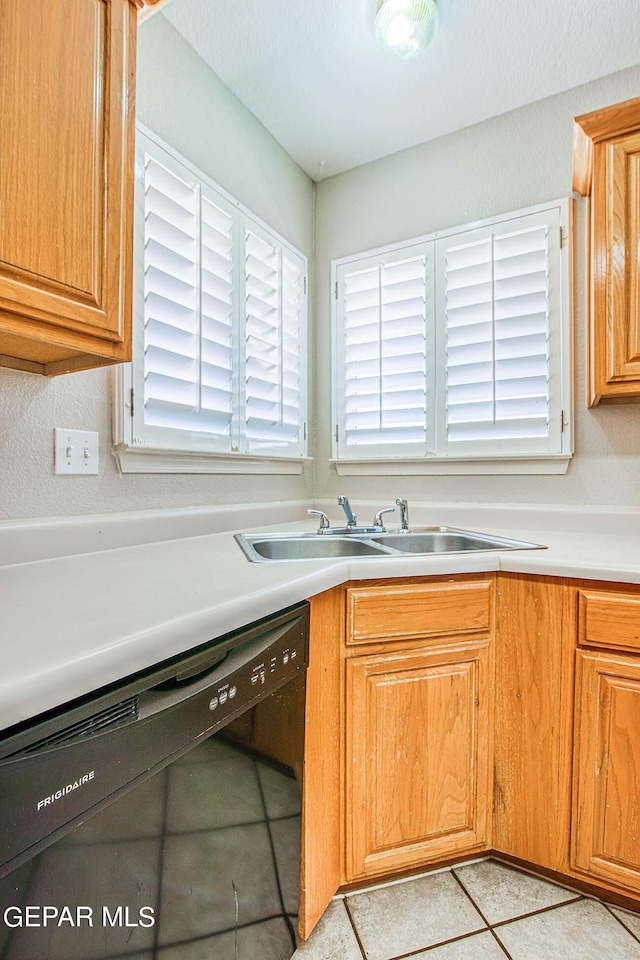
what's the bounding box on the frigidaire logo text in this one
[36,771,95,811]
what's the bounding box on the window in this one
[114,126,308,473]
[332,201,572,474]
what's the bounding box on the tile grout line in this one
[601,901,640,946]
[342,897,370,960]
[487,929,515,960]
[368,926,507,960]
[489,855,591,899]
[397,927,507,959]
[450,869,513,960]
[488,896,585,930]
[452,867,589,929]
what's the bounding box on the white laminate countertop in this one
[3,502,640,734]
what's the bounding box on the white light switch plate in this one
[54,428,99,475]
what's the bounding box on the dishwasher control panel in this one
[204,623,305,723]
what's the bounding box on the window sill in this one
[114,446,310,475]
[332,456,571,476]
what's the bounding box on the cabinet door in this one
[299,588,344,939]
[0,0,137,374]
[588,129,640,402]
[573,650,640,894]
[346,639,492,880]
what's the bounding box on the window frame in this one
[113,124,309,476]
[331,198,573,476]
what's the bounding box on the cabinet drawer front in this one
[579,590,640,652]
[347,580,492,645]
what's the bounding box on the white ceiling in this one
[161,0,640,181]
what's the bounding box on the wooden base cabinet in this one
[0,0,140,376]
[572,649,640,895]
[300,575,640,941]
[345,638,493,880]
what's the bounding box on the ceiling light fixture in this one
[374,0,439,60]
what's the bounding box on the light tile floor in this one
[294,859,640,959]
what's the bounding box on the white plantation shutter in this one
[436,208,562,456]
[332,202,569,465]
[130,130,307,461]
[142,156,200,433]
[335,245,434,459]
[243,225,306,455]
[282,253,306,445]
[199,196,235,441]
[136,145,236,452]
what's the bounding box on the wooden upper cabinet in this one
[0,0,141,376]
[574,97,640,405]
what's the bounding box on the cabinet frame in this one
[493,574,576,874]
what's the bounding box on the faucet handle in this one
[307,509,330,532]
[373,507,395,529]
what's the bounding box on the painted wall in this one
[0,15,314,521]
[3,23,640,523]
[313,64,640,507]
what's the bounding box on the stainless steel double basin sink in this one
[235,527,545,563]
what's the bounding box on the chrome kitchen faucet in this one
[396,498,409,531]
[307,497,397,535]
[338,495,357,527]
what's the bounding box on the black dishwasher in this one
[0,602,308,960]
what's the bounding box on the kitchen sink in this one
[236,527,545,562]
[247,536,390,561]
[370,529,537,553]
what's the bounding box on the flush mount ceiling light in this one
[374,0,439,60]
